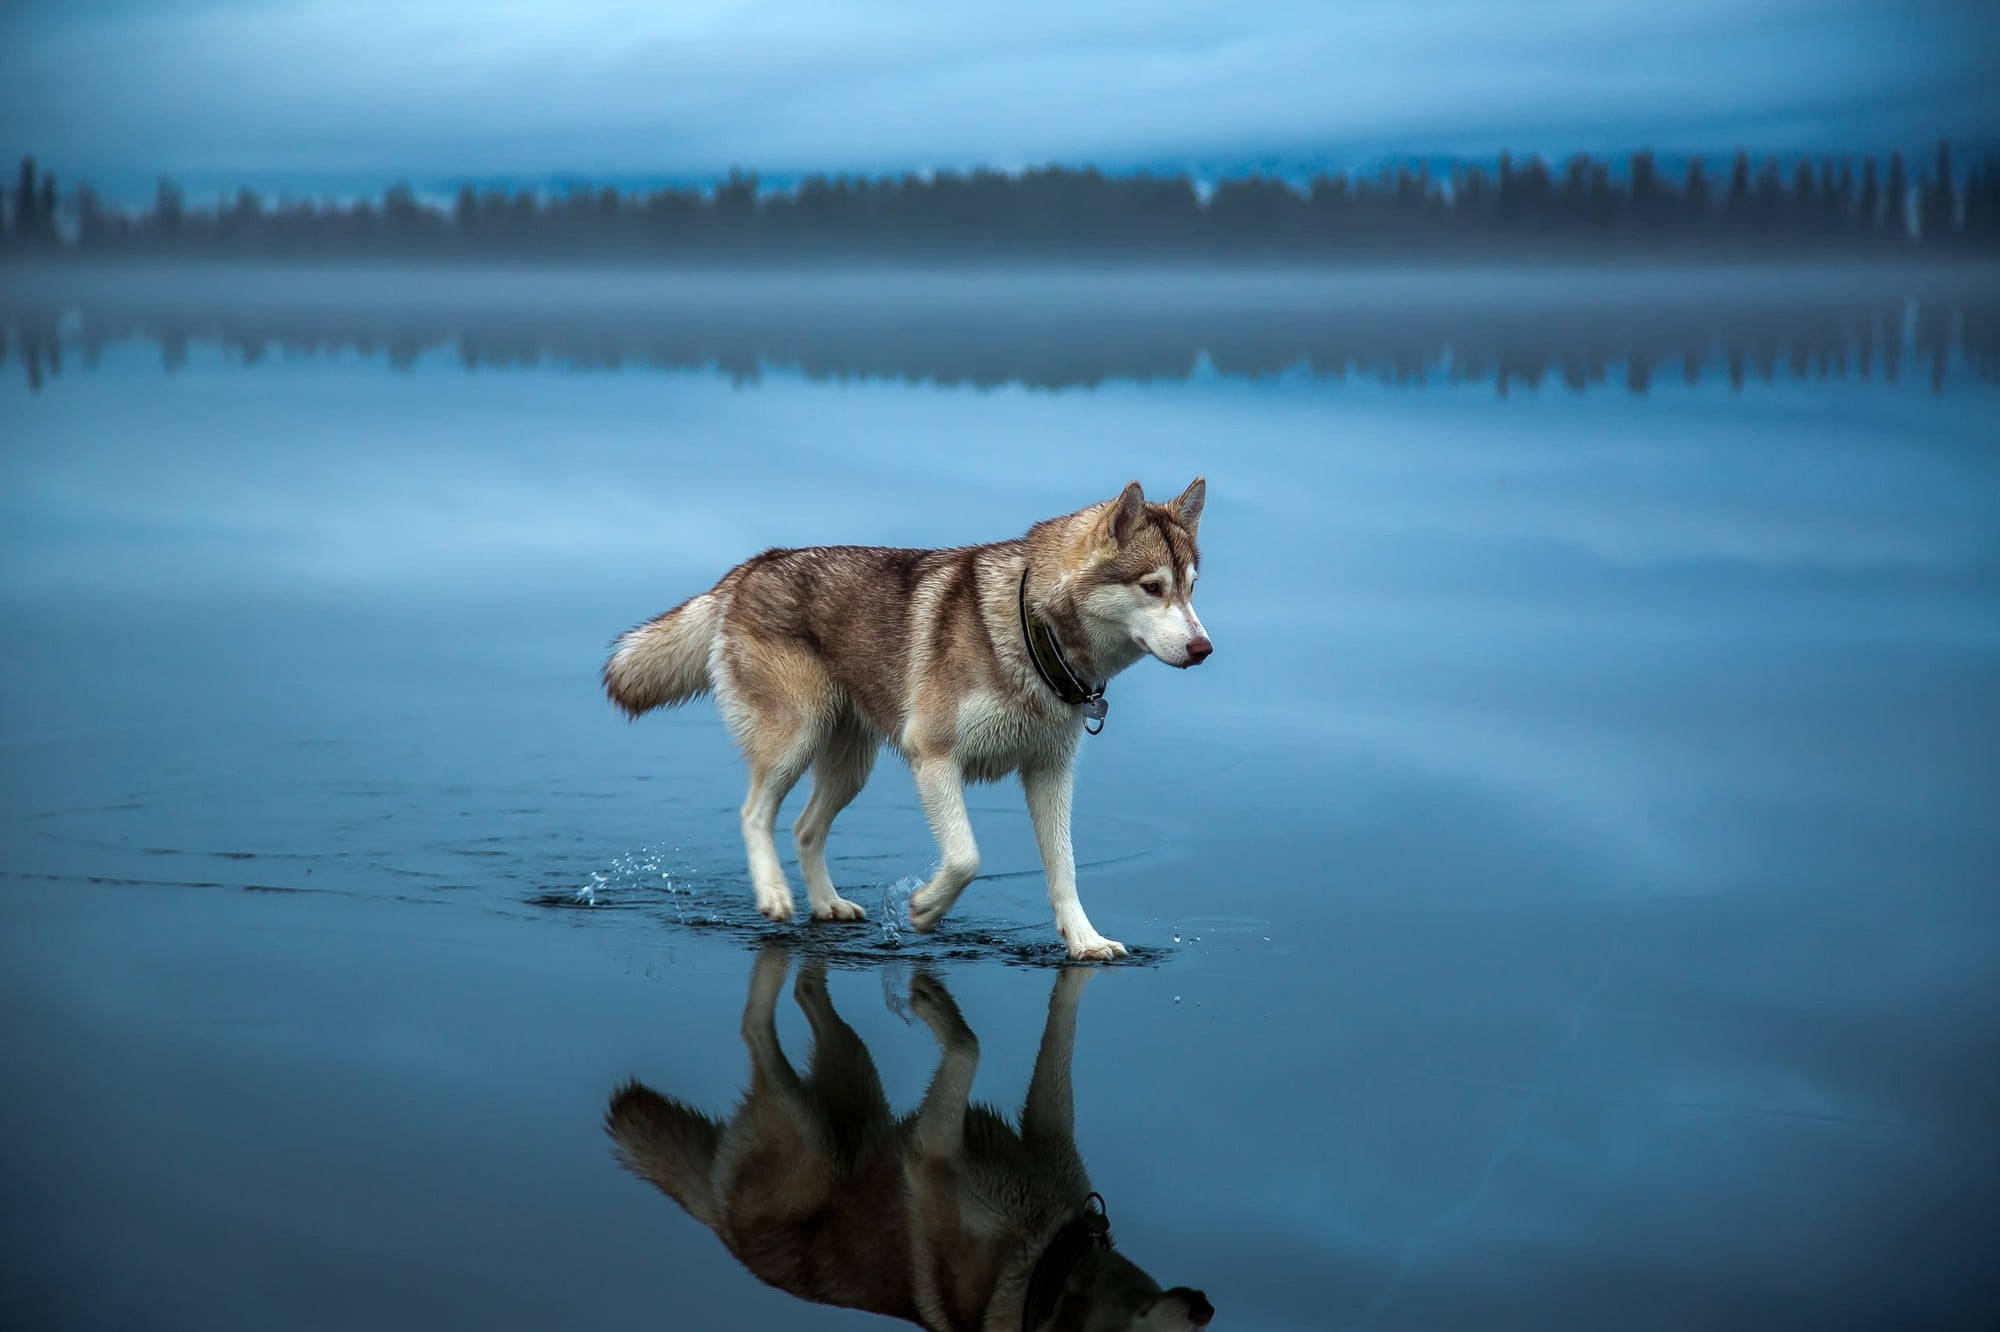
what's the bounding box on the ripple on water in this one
[530,846,1168,968]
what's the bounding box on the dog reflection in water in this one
[606,949,1214,1330]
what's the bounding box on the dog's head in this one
[1073,477,1210,670]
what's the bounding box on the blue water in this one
[3,266,1997,1329]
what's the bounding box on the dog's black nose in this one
[1185,636,1213,664]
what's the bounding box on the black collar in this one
[1022,1193,1113,1330]
[1018,569,1108,735]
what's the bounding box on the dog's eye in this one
[1138,579,1165,598]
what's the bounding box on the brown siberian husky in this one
[603,480,1211,960]
[606,950,1215,1329]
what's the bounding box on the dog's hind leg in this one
[741,945,802,1094]
[907,757,979,934]
[794,962,891,1155]
[742,750,814,923]
[793,713,875,922]
[730,947,845,1231]
[723,642,836,924]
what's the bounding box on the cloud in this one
[2,1,1994,188]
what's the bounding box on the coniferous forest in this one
[5,145,1999,262]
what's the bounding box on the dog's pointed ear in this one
[1097,480,1147,548]
[1169,476,1205,537]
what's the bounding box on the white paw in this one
[755,883,795,923]
[908,889,950,934]
[1065,933,1127,962]
[812,895,867,922]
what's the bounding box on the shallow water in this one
[3,265,1997,1329]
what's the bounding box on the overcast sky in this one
[3,0,1995,195]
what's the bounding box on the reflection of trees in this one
[8,144,1999,260]
[6,307,62,391]
[8,293,1995,395]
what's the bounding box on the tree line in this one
[5,146,1997,261]
[10,289,1991,394]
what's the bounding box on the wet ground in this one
[3,265,1998,1329]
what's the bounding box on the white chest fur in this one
[949,689,1080,783]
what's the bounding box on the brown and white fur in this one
[606,948,1215,1330]
[603,479,1210,961]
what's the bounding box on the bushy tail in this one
[605,1080,724,1227]
[603,592,719,717]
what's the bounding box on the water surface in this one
[3,266,1997,1329]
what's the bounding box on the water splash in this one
[536,851,1166,969]
[876,875,923,948]
[536,844,701,913]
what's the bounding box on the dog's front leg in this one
[908,756,979,934]
[1022,967,1093,1155]
[908,971,979,1157]
[1022,761,1126,960]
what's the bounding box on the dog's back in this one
[606,542,1005,741]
